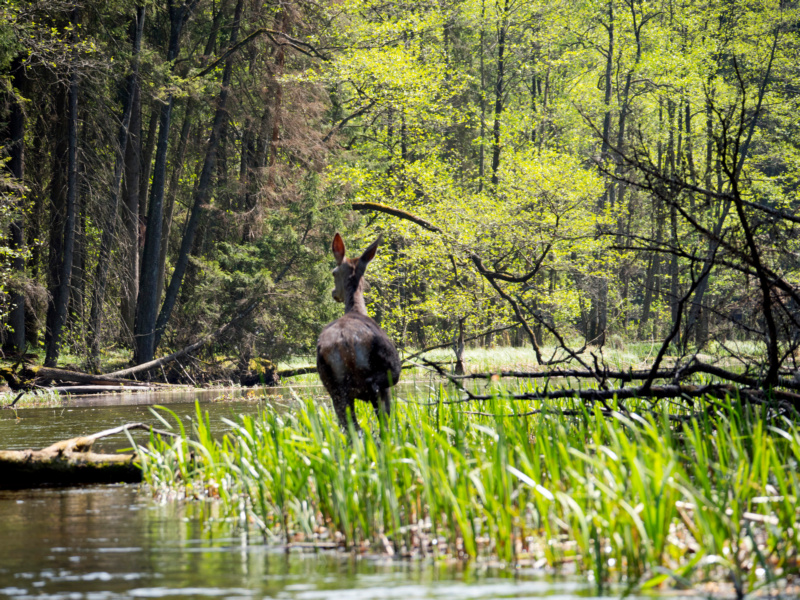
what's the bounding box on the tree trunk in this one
[45,91,68,361]
[638,256,655,339]
[666,99,680,347]
[121,81,142,336]
[684,98,736,350]
[669,203,680,347]
[489,0,509,188]
[156,100,193,302]
[589,0,615,346]
[453,317,466,375]
[45,14,80,367]
[4,57,26,353]
[134,0,195,364]
[266,9,287,188]
[599,0,614,205]
[70,114,89,343]
[695,297,709,348]
[153,0,244,351]
[25,112,47,348]
[156,5,223,300]
[478,0,486,190]
[138,104,159,227]
[88,6,145,368]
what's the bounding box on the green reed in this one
[138,389,800,594]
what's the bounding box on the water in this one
[0,388,630,599]
[0,485,597,599]
[0,387,312,452]
[0,381,439,452]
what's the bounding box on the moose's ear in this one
[360,235,382,264]
[332,233,346,264]
[355,235,382,280]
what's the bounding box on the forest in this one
[4,1,800,593]
[0,0,798,391]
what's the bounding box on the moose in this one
[316,233,401,433]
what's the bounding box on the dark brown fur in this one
[316,234,401,432]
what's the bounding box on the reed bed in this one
[138,387,800,595]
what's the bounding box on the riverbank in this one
[2,339,769,402]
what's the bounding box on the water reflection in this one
[0,386,687,599]
[0,381,431,452]
[0,485,594,599]
[60,385,324,409]
[0,387,304,452]
[0,403,250,453]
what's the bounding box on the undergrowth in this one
[138,388,800,596]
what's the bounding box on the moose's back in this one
[316,312,401,403]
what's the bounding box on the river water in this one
[0,387,647,599]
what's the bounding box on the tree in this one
[1,56,26,353]
[43,7,80,367]
[133,0,198,364]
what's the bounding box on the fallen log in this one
[277,366,317,378]
[0,448,142,488]
[50,385,166,395]
[451,362,800,391]
[0,423,174,489]
[276,361,424,380]
[22,365,156,387]
[0,365,159,392]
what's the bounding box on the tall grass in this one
[0,388,63,409]
[138,389,800,595]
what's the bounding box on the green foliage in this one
[332,149,609,346]
[3,0,800,364]
[316,0,800,352]
[174,174,347,358]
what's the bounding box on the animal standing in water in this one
[316,233,401,432]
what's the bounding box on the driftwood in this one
[0,423,174,489]
[25,366,155,386]
[415,357,800,417]
[276,361,429,380]
[0,300,264,396]
[451,363,800,391]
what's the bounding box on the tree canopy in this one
[1,0,799,385]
